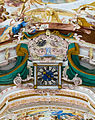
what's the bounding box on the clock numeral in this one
[46,66,49,70]
[38,76,41,79]
[52,68,56,72]
[54,76,58,79]
[39,68,44,72]
[43,67,46,71]
[38,78,42,81]
[41,79,45,85]
[45,81,48,85]
[51,80,56,84]
[38,72,42,75]
[48,81,52,85]
[49,66,52,70]
[53,72,58,75]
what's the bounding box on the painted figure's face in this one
[28,34,68,61]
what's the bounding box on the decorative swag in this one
[67,43,95,86]
[0,43,29,84]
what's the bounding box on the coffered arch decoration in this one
[0,88,95,119]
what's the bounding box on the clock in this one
[33,62,62,89]
[37,65,58,86]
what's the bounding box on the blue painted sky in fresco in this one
[42,0,67,3]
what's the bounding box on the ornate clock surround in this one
[33,61,62,89]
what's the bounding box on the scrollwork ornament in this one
[62,83,75,90]
[62,67,82,89]
[13,73,22,87]
[13,72,33,89]
[73,74,82,87]
[62,66,69,81]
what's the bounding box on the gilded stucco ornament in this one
[0,1,95,119]
[62,66,82,89]
[28,33,68,61]
[14,66,33,89]
[89,47,95,65]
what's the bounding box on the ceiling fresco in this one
[0,0,95,120]
[14,109,85,120]
[42,0,77,4]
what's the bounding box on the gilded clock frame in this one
[33,62,62,89]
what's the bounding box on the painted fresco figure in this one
[12,21,27,34]
[0,5,9,22]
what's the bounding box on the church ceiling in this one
[0,0,95,119]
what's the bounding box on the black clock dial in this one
[37,66,58,86]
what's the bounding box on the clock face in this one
[37,66,58,86]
